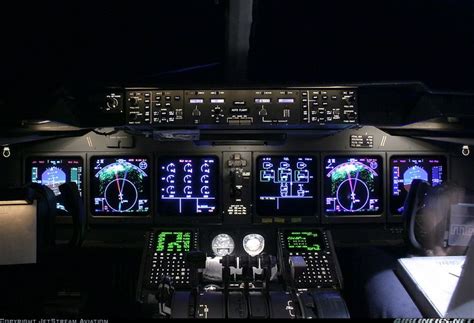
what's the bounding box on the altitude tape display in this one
[158,156,218,216]
[324,156,383,215]
[26,157,83,212]
[256,156,316,216]
[91,157,150,215]
[390,156,446,214]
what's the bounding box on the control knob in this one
[342,95,355,106]
[129,97,139,106]
[106,96,119,110]
[211,106,224,123]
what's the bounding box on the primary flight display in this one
[26,156,83,212]
[390,155,446,215]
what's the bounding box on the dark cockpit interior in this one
[1,1,474,320]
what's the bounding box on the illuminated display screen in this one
[26,157,83,212]
[158,157,219,216]
[324,156,383,215]
[284,230,325,252]
[256,156,316,216]
[90,156,150,215]
[390,156,447,215]
[155,231,193,253]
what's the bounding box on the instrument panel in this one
[23,149,450,225]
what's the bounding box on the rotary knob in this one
[211,106,224,123]
[343,95,355,106]
[129,97,139,106]
[106,96,119,110]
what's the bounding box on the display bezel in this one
[321,152,386,224]
[23,154,86,224]
[252,151,321,224]
[155,153,222,224]
[88,154,153,224]
[387,153,449,222]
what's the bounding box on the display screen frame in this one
[88,154,153,223]
[24,154,85,223]
[254,154,318,218]
[321,152,386,224]
[388,153,449,220]
[155,153,222,224]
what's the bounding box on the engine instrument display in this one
[26,157,83,212]
[211,233,235,256]
[243,233,265,257]
[158,156,218,216]
[324,156,383,215]
[90,156,150,215]
[390,155,447,215]
[155,231,193,253]
[283,230,325,252]
[256,156,316,216]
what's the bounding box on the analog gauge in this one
[243,233,265,257]
[211,233,235,257]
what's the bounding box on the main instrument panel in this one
[23,151,449,224]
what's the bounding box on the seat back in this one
[59,182,86,247]
[403,179,469,256]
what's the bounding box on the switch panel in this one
[223,152,252,218]
[124,88,358,128]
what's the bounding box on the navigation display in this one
[283,230,325,252]
[390,155,447,215]
[90,156,150,215]
[26,157,83,212]
[324,156,383,215]
[256,156,316,216]
[158,156,218,216]
[155,231,193,253]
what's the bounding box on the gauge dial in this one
[211,233,235,257]
[243,233,265,257]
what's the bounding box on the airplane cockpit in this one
[1,1,474,320]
